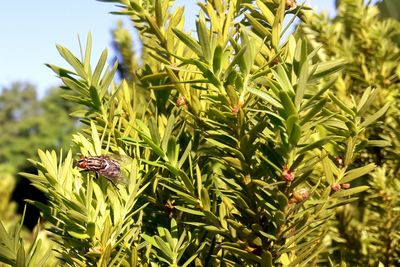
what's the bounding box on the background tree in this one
[0,83,78,265]
[0,82,77,171]
[0,83,78,229]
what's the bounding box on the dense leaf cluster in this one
[300,0,400,265]
[0,0,397,266]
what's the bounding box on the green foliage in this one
[300,0,400,265]
[21,147,146,266]
[4,0,394,266]
[0,165,19,228]
[0,83,80,266]
[0,208,52,267]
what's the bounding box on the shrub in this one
[300,0,400,265]
[0,0,391,266]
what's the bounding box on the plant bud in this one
[342,183,350,189]
[291,188,310,203]
[164,199,175,212]
[336,156,344,167]
[383,79,391,86]
[331,182,341,192]
[282,167,295,182]
[176,96,186,106]
[272,58,280,65]
[232,105,240,114]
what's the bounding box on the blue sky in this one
[0,1,362,97]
